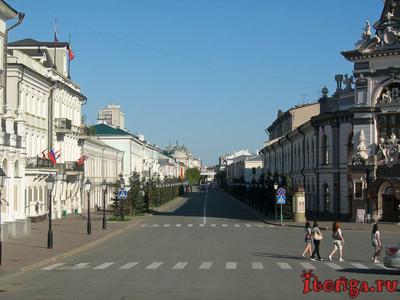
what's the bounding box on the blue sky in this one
[7,0,382,165]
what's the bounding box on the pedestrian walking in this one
[302,221,313,257]
[328,222,345,262]
[310,221,323,261]
[371,223,382,263]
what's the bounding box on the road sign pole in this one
[280,203,283,225]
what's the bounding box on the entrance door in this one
[382,195,400,222]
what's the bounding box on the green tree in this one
[186,168,201,185]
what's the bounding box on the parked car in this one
[384,243,400,269]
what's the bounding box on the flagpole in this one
[68,33,71,79]
[53,20,57,70]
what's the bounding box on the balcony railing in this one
[55,118,72,131]
[26,157,54,169]
[65,161,84,172]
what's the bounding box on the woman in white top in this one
[328,222,345,262]
[371,223,382,263]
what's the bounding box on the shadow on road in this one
[151,188,261,222]
[253,252,305,260]
[338,268,400,276]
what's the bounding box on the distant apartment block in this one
[97,104,125,129]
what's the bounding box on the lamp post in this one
[101,179,107,230]
[85,178,92,235]
[0,167,6,264]
[274,181,278,222]
[119,175,125,221]
[46,174,55,249]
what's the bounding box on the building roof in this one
[9,38,69,48]
[0,1,18,19]
[92,123,132,136]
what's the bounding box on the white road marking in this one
[172,262,188,270]
[245,224,252,228]
[325,263,342,270]
[141,224,147,227]
[199,224,205,227]
[251,262,264,270]
[225,262,237,270]
[93,262,114,270]
[351,263,369,269]
[257,224,266,228]
[119,262,139,269]
[163,224,170,227]
[152,224,160,227]
[267,225,274,228]
[41,263,65,270]
[146,262,164,270]
[187,224,193,227]
[376,263,390,270]
[210,224,217,227]
[176,224,182,227]
[300,262,316,270]
[234,224,240,227]
[222,224,228,227]
[277,262,292,270]
[60,263,90,270]
[199,262,213,269]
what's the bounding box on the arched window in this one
[2,159,8,176]
[322,135,329,165]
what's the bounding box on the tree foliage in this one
[186,168,201,185]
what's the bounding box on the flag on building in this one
[54,25,58,46]
[48,149,61,165]
[76,154,88,167]
[67,34,75,61]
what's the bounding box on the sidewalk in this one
[0,213,143,281]
[227,192,400,232]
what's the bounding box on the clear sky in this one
[7,0,383,165]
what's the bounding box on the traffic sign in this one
[276,195,286,205]
[277,188,286,196]
[118,189,128,200]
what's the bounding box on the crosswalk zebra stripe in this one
[119,262,139,269]
[163,224,170,227]
[245,224,252,228]
[210,224,217,227]
[146,262,164,269]
[176,224,182,227]
[234,224,240,227]
[199,262,213,269]
[172,262,188,270]
[277,262,292,270]
[140,224,147,227]
[351,263,369,269]
[59,263,90,270]
[153,224,160,227]
[300,262,316,270]
[222,224,228,227]
[225,262,237,270]
[187,224,193,227]
[199,224,205,227]
[93,262,114,270]
[251,262,264,270]
[41,263,65,270]
[325,263,342,270]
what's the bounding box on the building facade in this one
[97,104,125,129]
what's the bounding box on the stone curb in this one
[0,218,143,284]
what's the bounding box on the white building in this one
[82,136,123,211]
[6,38,87,224]
[219,149,252,171]
[0,0,26,239]
[97,104,125,130]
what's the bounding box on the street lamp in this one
[46,174,55,249]
[273,181,278,222]
[101,179,107,230]
[0,167,6,264]
[85,178,92,234]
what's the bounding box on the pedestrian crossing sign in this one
[118,189,128,200]
[276,195,286,205]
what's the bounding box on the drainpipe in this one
[298,126,306,186]
[3,12,25,109]
[285,133,294,189]
[17,65,25,108]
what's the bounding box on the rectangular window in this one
[354,181,363,199]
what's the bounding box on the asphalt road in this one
[1,186,399,300]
